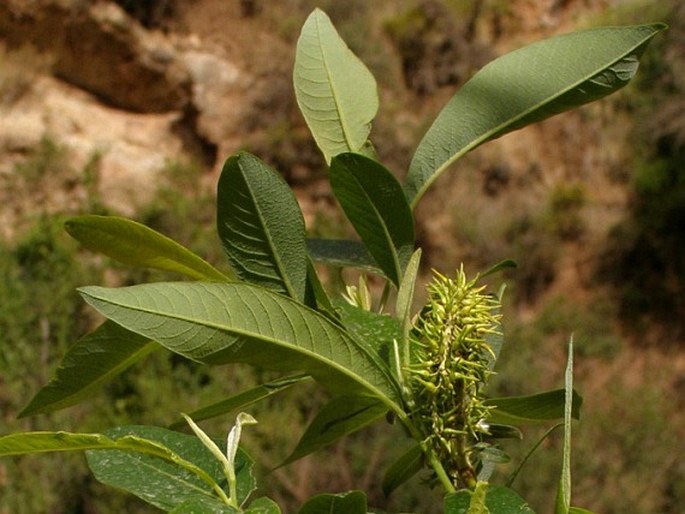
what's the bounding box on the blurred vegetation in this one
[599,0,685,338]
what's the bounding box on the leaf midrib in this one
[314,10,354,151]
[81,286,401,413]
[409,27,659,207]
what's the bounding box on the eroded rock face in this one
[0,0,191,112]
[0,73,186,237]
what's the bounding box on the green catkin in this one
[408,266,501,489]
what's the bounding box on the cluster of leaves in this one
[0,8,664,514]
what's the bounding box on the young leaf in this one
[280,395,386,467]
[304,257,338,319]
[19,321,157,417]
[65,215,232,281]
[86,426,256,511]
[0,427,247,509]
[486,389,582,425]
[396,248,422,371]
[294,8,378,163]
[406,23,667,206]
[382,444,423,497]
[217,152,308,302]
[555,338,575,514]
[330,153,415,286]
[170,375,310,429]
[307,238,380,273]
[78,282,402,410]
[297,491,367,514]
[445,486,535,514]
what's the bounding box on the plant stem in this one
[425,446,456,494]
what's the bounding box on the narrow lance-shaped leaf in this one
[307,238,380,273]
[555,338,575,514]
[78,282,402,411]
[485,388,582,425]
[217,153,307,302]
[382,444,424,497]
[20,321,157,417]
[280,395,387,467]
[298,491,367,514]
[170,375,310,429]
[294,8,378,163]
[65,215,232,281]
[330,153,415,286]
[406,23,667,206]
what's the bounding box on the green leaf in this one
[86,426,255,511]
[304,257,338,319]
[445,486,535,514]
[382,444,423,497]
[65,215,232,281]
[294,8,378,163]
[568,508,596,514]
[406,23,667,206]
[78,282,402,410]
[245,497,282,514]
[0,427,249,509]
[330,153,414,286]
[486,389,582,425]
[281,395,386,466]
[19,321,156,417]
[555,339,575,514]
[170,375,310,429]
[307,238,380,273]
[335,301,402,372]
[297,491,367,514]
[169,496,239,513]
[397,249,422,350]
[217,152,308,302]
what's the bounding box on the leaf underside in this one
[294,9,378,163]
[406,23,667,206]
[217,153,308,302]
[78,282,401,408]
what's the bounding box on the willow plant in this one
[0,8,665,514]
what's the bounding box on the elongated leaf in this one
[298,491,367,514]
[304,257,338,319]
[307,239,380,273]
[65,215,232,281]
[382,444,423,497]
[281,395,386,466]
[78,282,402,410]
[170,375,310,429]
[397,249,422,336]
[406,23,666,206]
[486,389,582,425]
[330,153,414,286]
[0,427,250,509]
[217,153,307,302]
[445,486,535,514]
[86,426,255,511]
[555,339,575,514]
[294,9,378,163]
[19,321,156,417]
